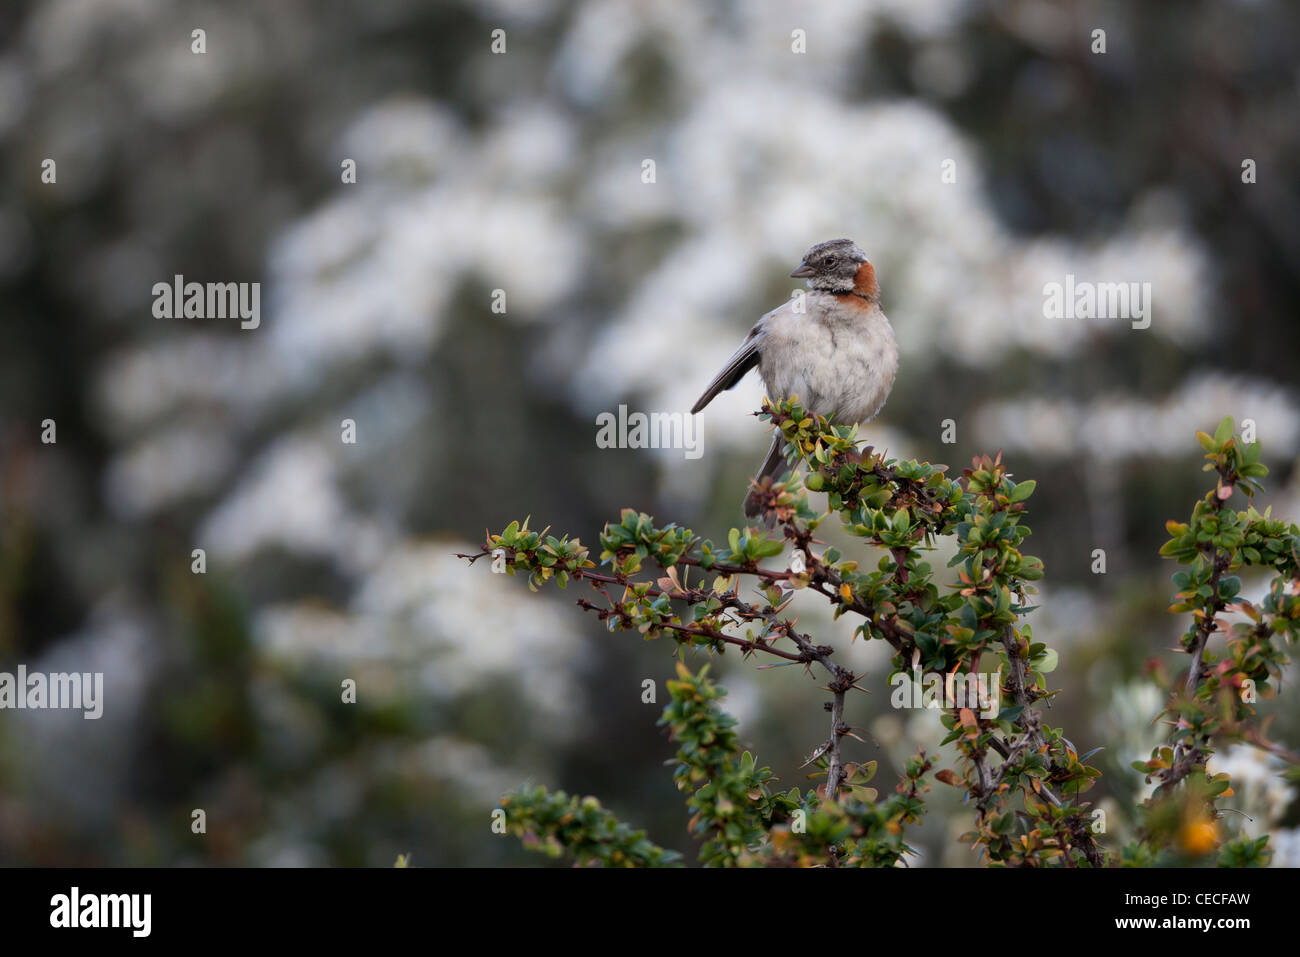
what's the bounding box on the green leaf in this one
[740,750,756,775]
[1213,416,1234,446]
[1009,480,1036,503]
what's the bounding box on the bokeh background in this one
[2,0,1299,866]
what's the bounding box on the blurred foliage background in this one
[1,0,1298,866]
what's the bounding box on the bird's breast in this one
[758,296,897,425]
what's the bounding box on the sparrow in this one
[691,239,898,518]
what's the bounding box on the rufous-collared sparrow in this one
[691,239,898,518]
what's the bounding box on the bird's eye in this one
[824,256,838,268]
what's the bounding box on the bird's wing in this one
[690,322,763,414]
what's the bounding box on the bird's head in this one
[789,238,869,294]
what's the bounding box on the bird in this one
[691,239,898,519]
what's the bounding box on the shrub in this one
[461,405,1299,867]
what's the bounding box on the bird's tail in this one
[743,435,789,521]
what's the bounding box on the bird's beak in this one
[789,261,816,278]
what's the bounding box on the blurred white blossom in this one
[1209,744,1296,839]
[255,543,585,738]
